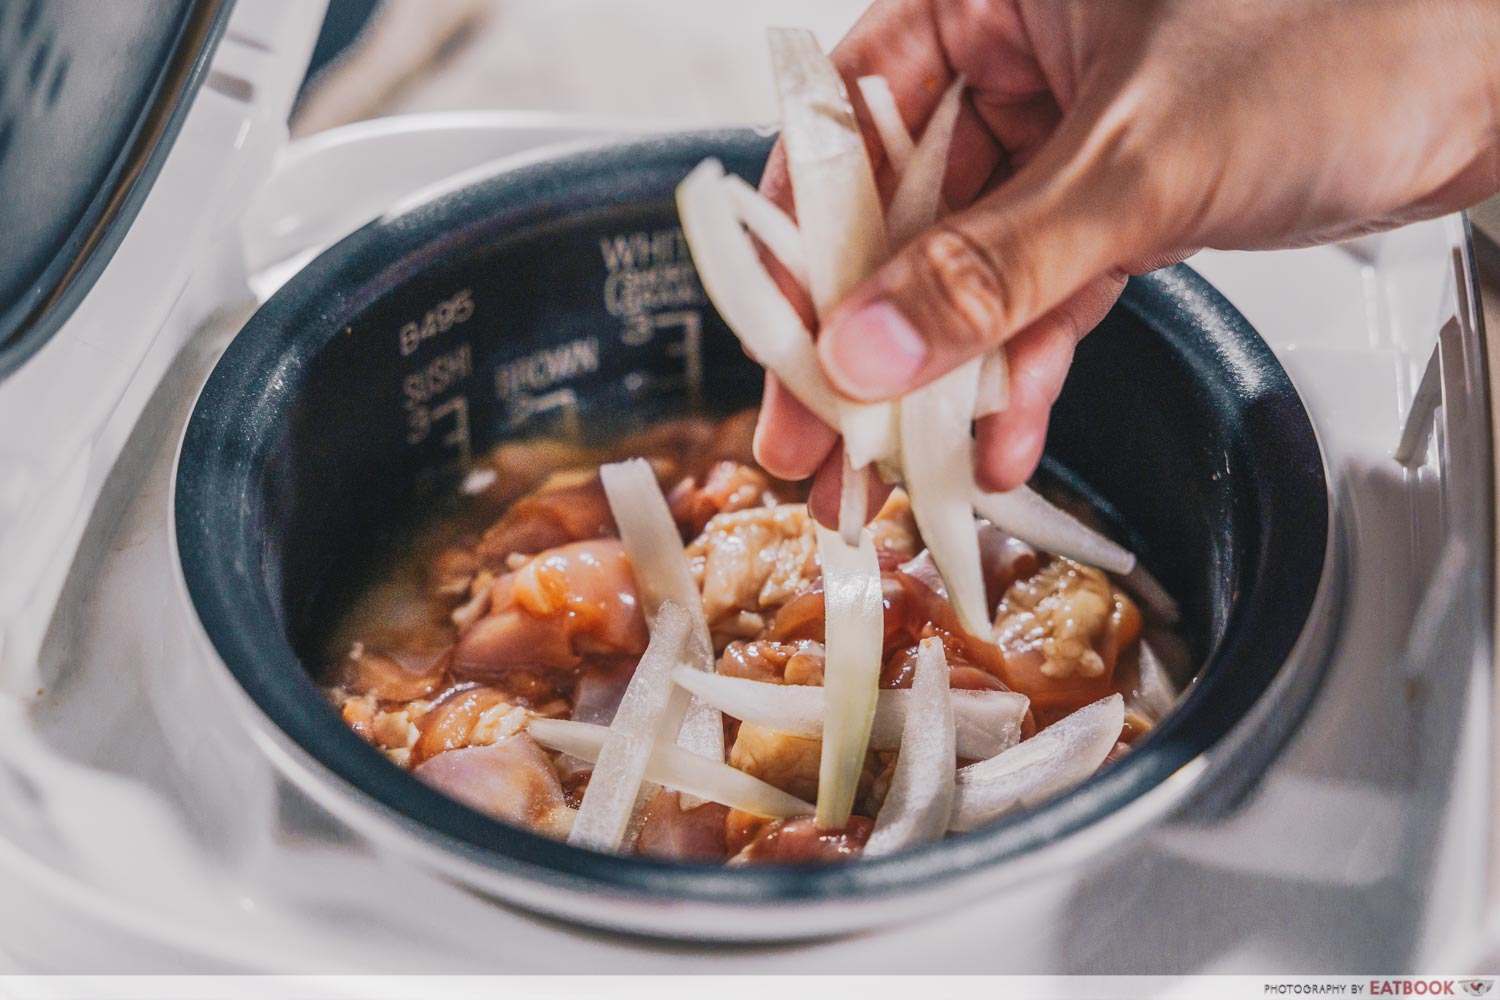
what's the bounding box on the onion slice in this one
[856,75,916,177]
[599,459,722,772]
[950,693,1124,832]
[837,453,869,547]
[677,160,892,472]
[530,718,811,820]
[972,485,1137,576]
[672,667,1026,760]
[901,360,989,636]
[885,75,965,246]
[768,27,896,481]
[720,172,810,290]
[1122,563,1181,625]
[877,71,988,629]
[843,402,900,475]
[974,349,1011,417]
[857,74,953,221]
[767,27,889,317]
[1132,639,1179,722]
[865,637,957,856]
[567,603,693,853]
[814,524,885,829]
[676,159,844,429]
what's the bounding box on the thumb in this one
[816,112,1151,402]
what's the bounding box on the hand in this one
[753,0,1500,524]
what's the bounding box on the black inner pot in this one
[175,129,1328,904]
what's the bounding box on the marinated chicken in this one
[322,410,1175,866]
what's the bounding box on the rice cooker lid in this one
[0,0,236,380]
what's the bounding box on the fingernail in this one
[821,301,927,400]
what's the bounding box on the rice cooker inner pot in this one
[174,129,1329,907]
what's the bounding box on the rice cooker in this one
[0,0,1492,975]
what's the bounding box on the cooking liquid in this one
[315,409,1184,864]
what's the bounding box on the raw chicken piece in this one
[689,504,819,622]
[510,539,648,654]
[724,808,773,855]
[337,692,429,765]
[453,590,575,678]
[728,722,879,805]
[450,571,494,630]
[668,461,775,537]
[881,643,1009,692]
[764,587,826,643]
[412,685,511,765]
[476,475,617,565]
[718,639,826,685]
[877,571,1007,679]
[728,723,823,803]
[413,735,573,838]
[452,539,648,681]
[977,521,1041,608]
[686,493,923,626]
[1004,560,1113,679]
[634,790,730,862]
[728,815,874,865]
[868,490,921,569]
[760,566,1010,690]
[994,558,1142,712]
[709,610,769,647]
[570,655,639,725]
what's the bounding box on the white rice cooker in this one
[0,0,1492,975]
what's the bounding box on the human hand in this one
[753,0,1500,524]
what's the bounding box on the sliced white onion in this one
[856,75,916,177]
[720,172,809,290]
[1122,563,1181,625]
[597,461,706,634]
[901,359,988,636]
[856,74,952,220]
[837,453,870,547]
[767,27,889,317]
[950,693,1124,832]
[672,667,1026,760]
[972,485,1137,576]
[678,161,893,475]
[568,603,693,853]
[866,637,956,856]
[814,523,885,828]
[974,349,1011,417]
[599,459,722,775]
[768,27,897,485]
[842,403,900,476]
[885,75,965,246]
[529,718,812,820]
[676,159,843,429]
[1132,639,1179,722]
